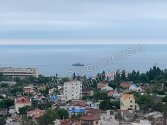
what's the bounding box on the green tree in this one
[121,70,126,81]
[39,109,58,125]
[136,95,155,112]
[99,100,112,110]
[56,109,69,120]
[19,105,31,115]
[0,99,14,108]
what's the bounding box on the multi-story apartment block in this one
[0,67,38,78]
[63,80,82,101]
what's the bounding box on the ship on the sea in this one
[72,62,84,66]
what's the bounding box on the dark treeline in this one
[114,66,167,83]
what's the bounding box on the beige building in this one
[63,80,82,101]
[15,97,32,113]
[0,67,38,78]
[120,94,136,110]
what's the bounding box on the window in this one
[96,121,98,124]
[130,105,133,108]
[130,100,133,103]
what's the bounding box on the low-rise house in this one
[136,87,142,92]
[57,84,63,90]
[0,108,8,116]
[101,86,113,91]
[54,119,80,125]
[27,109,45,118]
[80,113,100,125]
[33,94,46,104]
[120,94,137,110]
[99,110,119,125]
[23,85,35,94]
[129,84,138,91]
[108,90,118,97]
[71,100,88,107]
[86,101,99,109]
[86,109,105,115]
[15,96,31,113]
[120,81,132,88]
[49,88,57,94]
[9,105,15,115]
[82,88,94,96]
[129,84,142,92]
[97,81,108,89]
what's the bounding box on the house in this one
[97,81,108,89]
[101,86,113,91]
[0,108,8,116]
[82,88,94,96]
[108,90,119,97]
[15,96,31,113]
[49,88,57,94]
[9,105,15,115]
[27,109,45,119]
[86,109,105,115]
[86,101,99,109]
[99,110,119,125]
[54,119,80,125]
[129,84,138,91]
[63,80,82,101]
[23,85,35,94]
[33,94,46,104]
[71,100,88,107]
[80,113,100,125]
[129,84,143,92]
[120,94,136,110]
[120,81,132,88]
[136,87,142,92]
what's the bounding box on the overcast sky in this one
[0,0,167,44]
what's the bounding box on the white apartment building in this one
[0,67,38,78]
[63,80,82,101]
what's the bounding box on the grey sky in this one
[0,0,167,44]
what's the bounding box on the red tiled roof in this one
[108,90,118,96]
[86,109,105,114]
[71,101,88,107]
[120,82,132,87]
[80,113,100,121]
[15,97,31,104]
[60,119,80,125]
[27,109,45,119]
[121,94,134,100]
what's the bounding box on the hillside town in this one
[0,66,166,125]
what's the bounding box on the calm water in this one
[0,44,166,77]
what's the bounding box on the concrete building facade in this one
[0,67,38,78]
[63,80,82,101]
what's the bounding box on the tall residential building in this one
[63,80,82,101]
[0,67,38,78]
